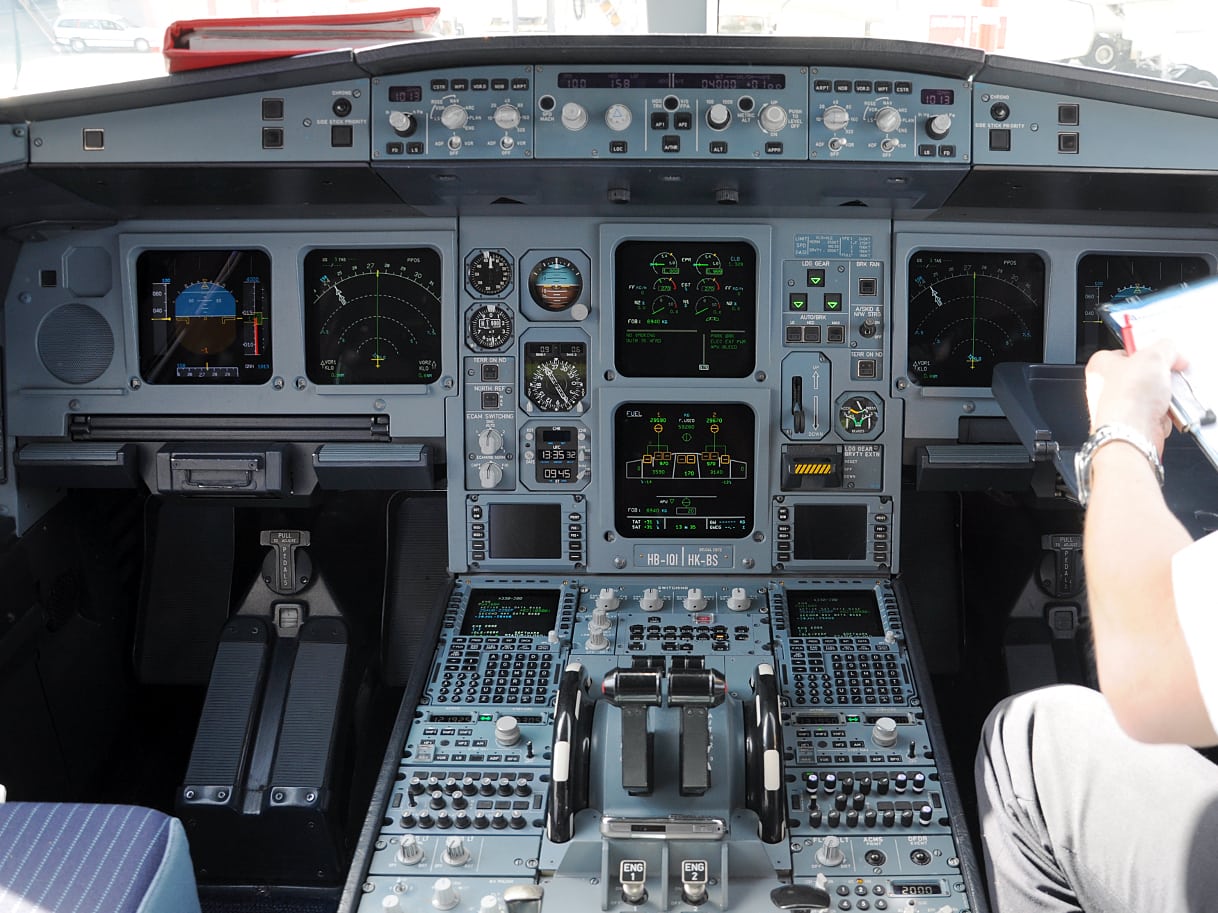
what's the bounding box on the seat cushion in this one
[0,803,201,913]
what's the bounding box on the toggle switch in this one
[620,859,647,905]
[681,859,709,905]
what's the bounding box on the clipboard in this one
[1097,275,1218,474]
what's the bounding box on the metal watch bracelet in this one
[1074,423,1165,508]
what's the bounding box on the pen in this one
[1121,313,1136,353]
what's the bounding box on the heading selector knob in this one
[874,105,902,134]
[605,103,633,132]
[388,111,417,137]
[561,102,589,132]
[926,113,953,140]
[440,104,469,131]
[822,105,850,131]
[493,104,521,130]
[706,102,732,131]
[759,104,788,133]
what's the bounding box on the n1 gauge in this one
[304,248,442,385]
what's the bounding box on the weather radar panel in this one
[305,248,442,385]
[907,250,1045,388]
[137,249,272,385]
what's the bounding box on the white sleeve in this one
[1171,530,1218,733]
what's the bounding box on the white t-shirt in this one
[1172,530,1218,732]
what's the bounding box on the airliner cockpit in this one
[3,2,1217,911]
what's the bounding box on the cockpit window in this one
[3,1,1216,97]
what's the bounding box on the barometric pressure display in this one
[305,248,442,385]
[137,249,272,385]
[907,250,1045,387]
[615,240,756,378]
[1076,253,1209,362]
[615,402,754,539]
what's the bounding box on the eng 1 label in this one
[633,545,734,569]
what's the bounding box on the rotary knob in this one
[388,111,416,137]
[397,834,424,865]
[683,588,708,612]
[874,105,902,133]
[442,836,470,866]
[495,715,521,746]
[596,587,620,611]
[727,587,751,612]
[561,101,588,131]
[706,102,732,130]
[815,835,846,867]
[589,607,611,632]
[493,104,521,130]
[479,897,503,913]
[477,462,504,489]
[872,716,899,748]
[432,878,460,911]
[477,428,504,456]
[822,105,850,131]
[639,588,664,611]
[759,103,788,133]
[926,113,953,140]
[605,103,633,132]
[440,104,468,131]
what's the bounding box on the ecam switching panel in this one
[357,578,972,913]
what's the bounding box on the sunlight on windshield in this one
[3,1,1216,98]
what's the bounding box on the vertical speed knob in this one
[758,104,788,133]
[493,104,521,130]
[706,102,732,130]
[821,105,850,131]
[874,105,902,133]
[440,104,468,131]
[926,113,953,140]
[388,111,416,137]
[561,102,589,131]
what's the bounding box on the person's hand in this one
[1084,340,1187,454]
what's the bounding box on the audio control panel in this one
[356,578,976,913]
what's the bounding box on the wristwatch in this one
[1074,423,1165,508]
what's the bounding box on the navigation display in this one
[786,589,883,638]
[460,588,560,637]
[615,240,756,378]
[614,402,754,538]
[137,249,272,385]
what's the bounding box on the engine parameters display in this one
[460,588,561,637]
[137,249,272,384]
[304,248,442,385]
[615,402,754,538]
[615,240,756,378]
[1076,253,1210,363]
[907,250,1045,387]
[785,589,883,638]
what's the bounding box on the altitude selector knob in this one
[706,102,732,130]
[493,104,521,130]
[874,105,902,133]
[440,104,468,131]
[822,105,850,131]
[561,102,589,131]
[759,104,788,133]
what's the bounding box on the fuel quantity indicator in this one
[907,250,1045,387]
[305,248,442,385]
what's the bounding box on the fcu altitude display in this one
[304,248,442,385]
[615,403,754,538]
[907,250,1045,387]
[137,249,272,385]
[615,241,756,377]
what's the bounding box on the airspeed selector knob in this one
[926,113,952,140]
[388,111,416,137]
[874,105,902,133]
[759,104,788,133]
[561,102,589,131]
[440,104,468,131]
[822,105,850,131]
[706,102,732,130]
